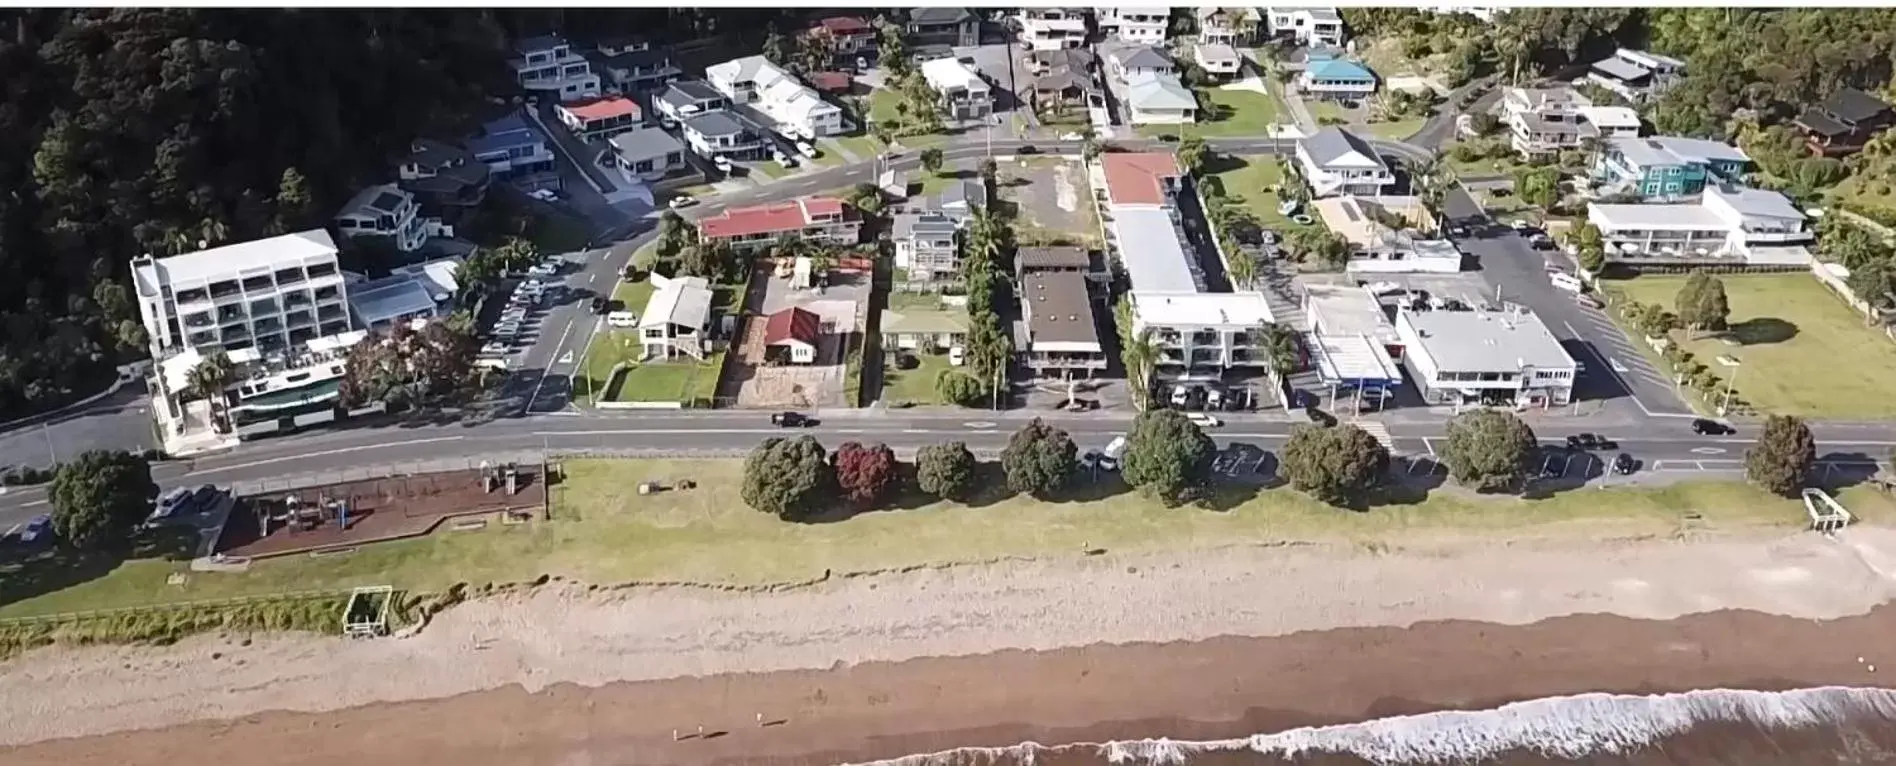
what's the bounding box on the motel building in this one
[1394,306,1578,409]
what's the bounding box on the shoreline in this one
[7,608,1896,766]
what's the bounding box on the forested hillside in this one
[0,8,783,420]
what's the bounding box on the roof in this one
[348,276,439,327]
[1586,203,1726,231]
[908,7,974,25]
[1101,151,1182,206]
[1823,87,1892,124]
[467,113,545,156]
[684,110,748,138]
[1017,246,1091,271]
[1303,282,1395,340]
[1022,271,1101,348]
[609,125,685,162]
[1402,308,1575,372]
[707,55,775,85]
[1619,48,1685,70]
[640,274,714,330]
[1709,186,1803,221]
[1109,44,1174,72]
[893,211,959,240]
[1031,47,1096,71]
[1034,69,1099,94]
[1196,43,1240,63]
[1578,105,1640,130]
[1590,56,1651,82]
[662,79,726,106]
[1113,207,1201,293]
[880,309,968,335]
[816,16,873,34]
[339,184,410,218]
[921,57,987,91]
[698,197,846,239]
[1797,108,1850,138]
[1311,333,1403,384]
[390,256,463,297]
[1305,58,1376,82]
[940,180,987,210]
[763,307,822,347]
[1131,291,1274,328]
[1608,136,1749,168]
[809,71,854,92]
[1300,127,1385,169]
[136,230,339,287]
[513,35,564,55]
[1127,72,1198,110]
[560,97,640,123]
[1507,86,1590,112]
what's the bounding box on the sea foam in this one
[848,686,1896,766]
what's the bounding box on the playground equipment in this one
[1802,488,1854,535]
[342,585,394,638]
[260,493,352,535]
[482,461,522,495]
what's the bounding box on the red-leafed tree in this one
[833,441,899,508]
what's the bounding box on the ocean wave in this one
[848,686,1896,766]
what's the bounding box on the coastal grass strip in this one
[0,591,360,659]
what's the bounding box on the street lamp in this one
[1716,356,1742,415]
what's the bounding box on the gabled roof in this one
[662,79,726,106]
[893,211,960,240]
[1300,127,1385,169]
[609,126,685,162]
[467,113,546,156]
[1109,44,1174,72]
[707,55,776,85]
[698,197,847,239]
[1609,136,1749,168]
[1031,47,1096,71]
[809,71,855,92]
[763,307,822,347]
[1127,72,1197,111]
[1034,69,1099,94]
[560,97,641,123]
[1823,87,1892,124]
[881,308,968,335]
[816,16,873,35]
[640,275,714,331]
[939,180,987,210]
[1102,151,1182,206]
[908,7,974,25]
[1305,58,1375,83]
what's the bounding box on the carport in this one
[1310,333,1402,415]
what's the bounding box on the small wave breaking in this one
[848,686,1896,766]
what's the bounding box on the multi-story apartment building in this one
[1295,127,1396,197]
[696,197,860,251]
[1591,135,1750,200]
[1021,270,1108,379]
[510,35,600,102]
[1263,6,1344,47]
[1017,8,1089,50]
[892,211,961,284]
[1096,6,1170,45]
[920,57,994,120]
[1585,185,1815,266]
[132,230,352,358]
[1501,86,1642,157]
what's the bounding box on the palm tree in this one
[1226,249,1258,291]
[1253,322,1300,381]
[1115,297,1158,411]
[185,351,236,429]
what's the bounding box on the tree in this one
[1226,249,1257,290]
[184,351,236,403]
[935,368,987,406]
[919,147,945,175]
[978,158,999,185]
[1254,322,1300,380]
[494,237,541,273]
[678,239,732,282]
[1674,270,1731,337]
[1281,424,1390,506]
[1082,136,1103,163]
[742,435,833,519]
[1571,222,1606,273]
[49,449,157,551]
[1847,259,1896,313]
[1176,137,1209,177]
[1746,415,1816,496]
[1441,408,1537,492]
[762,23,792,66]
[339,318,478,411]
[1000,418,1077,498]
[1122,409,1217,506]
[916,441,978,501]
[274,167,314,232]
[656,210,692,259]
[1512,166,1560,209]
[833,441,899,508]
[844,183,886,216]
[1467,111,1501,136]
[1116,296,1157,411]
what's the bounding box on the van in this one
[606,311,638,328]
[1099,436,1129,471]
[1549,272,1584,293]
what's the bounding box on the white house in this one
[892,211,961,284]
[1586,185,1815,266]
[1129,291,1277,373]
[609,126,688,182]
[705,55,843,139]
[920,57,994,120]
[1104,43,1177,82]
[131,230,351,358]
[638,274,715,361]
[1396,307,1577,408]
[680,110,768,160]
[1295,127,1396,197]
[1096,7,1171,45]
[1264,6,1345,47]
[1501,86,1642,158]
[332,184,448,254]
[1125,72,1199,124]
[1196,7,1256,47]
[1017,9,1089,50]
[1194,44,1243,80]
[1587,48,1686,103]
[510,35,600,102]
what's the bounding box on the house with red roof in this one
[696,197,861,251]
[555,96,643,140]
[763,306,823,364]
[808,15,878,67]
[1098,151,1183,208]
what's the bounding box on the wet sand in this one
[8,605,1896,766]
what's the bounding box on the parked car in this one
[528,188,559,202]
[796,141,817,158]
[1059,131,1084,141]
[771,411,817,428]
[1692,418,1734,436]
[1613,452,1638,475]
[526,263,558,278]
[948,346,966,366]
[20,514,50,543]
[1185,412,1223,429]
[589,297,609,315]
[713,155,733,173]
[668,195,697,209]
[605,311,638,328]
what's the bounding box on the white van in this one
[606,311,638,328]
[1549,272,1584,294]
[1099,436,1129,471]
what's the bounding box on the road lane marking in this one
[183,436,468,477]
[527,318,577,409]
[1690,447,1726,455]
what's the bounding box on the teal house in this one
[1591,136,1751,201]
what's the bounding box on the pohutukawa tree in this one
[1440,409,1538,493]
[1121,409,1217,506]
[1000,418,1077,498]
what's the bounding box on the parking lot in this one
[717,268,870,409]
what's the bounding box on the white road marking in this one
[527,319,577,407]
[183,437,468,477]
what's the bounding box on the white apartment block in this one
[920,57,994,120]
[1097,7,1171,45]
[510,35,601,102]
[132,230,352,358]
[1397,307,1576,407]
[333,184,446,254]
[1501,86,1641,157]
[1017,9,1089,50]
[1263,6,1344,48]
[1586,185,1815,266]
[1295,127,1396,197]
[705,55,843,139]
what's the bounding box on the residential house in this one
[1586,185,1814,266]
[1027,48,1102,114]
[696,197,860,250]
[347,269,453,333]
[555,97,643,140]
[1295,127,1396,197]
[1264,6,1345,48]
[1586,48,1685,103]
[1016,245,1105,288]
[655,80,732,123]
[807,16,879,68]
[510,35,600,102]
[1021,270,1107,378]
[1126,72,1200,124]
[705,55,843,139]
[131,230,351,358]
[893,212,961,284]
[1796,88,1896,157]
[1194,44,1243,81]
[1298,52,1376,101]
[466,113,558,181]
[587,38,681,95]
[905,7,980,48]
[638,274,715,361]
[763,307,822,364]
[609,126,688,181]
[1591,135,1750,200]
[1196,7,1256,46]
[1424,5,1504,23]
[1017,8,1088,51]
[936,179,989,222]
[1028,47,1097,77]
[1098,151,1183,208]
[880,307,968,351]
[1096,7,1171,45]
[396,139,489,219]
[1104,43,1177,82]
[1397,307,1576,408]
[1501,86,1642,157]
[681,111,767,160]
[920,57,994,120]
[333,184,447,255]
[806,71,858,96]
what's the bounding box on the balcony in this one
[175,288,212,307]
[285,310,314,328]
[209,281,243,301]
[183,312,215,330]
[317,304,347,322]
[241,275,275,292]
[274,267,306,286]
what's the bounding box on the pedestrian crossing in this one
[1352,420,1394,451]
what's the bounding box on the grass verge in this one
[881,349,951,406]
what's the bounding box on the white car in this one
[796,141,817,158]
[526,263,557,277]
[948,346,966,366]
[668,195,697,209]
[713,155,733,173]
[1060,132,1084,141]
[1185,413,1223,429]
[774,151,796,168]
[528,188,559,202]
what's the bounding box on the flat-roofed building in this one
[1131,292,1276,373]
[1303,282,1401,356]
[132,230,351,359]
[1021,270,1107,378]
[1396,306,1577,407]
[1586,185,1814,266]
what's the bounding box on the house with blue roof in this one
[466,112,559,186]
[1297,51,1376,102]
[1591,135,1750,201]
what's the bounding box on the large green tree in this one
[1121,409,1217,506]
[741,435,833,519]
[1441,409,1538,492]
[1000,418,1077,498]
[1745,415,1816,496]
[49,449,158,550]
[1281,423,1390,506]
[1674,270,1731,338]
[916,441,978,501]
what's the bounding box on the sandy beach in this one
[5,527,1896,764]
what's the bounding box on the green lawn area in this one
[1307,99,1349,125]
[1832,167,1896,217]
[9,459,1894,618]
[1606,273,1896,418]
[829,134,887,162]
[576,278,726,405]
[1138,86,1286,139]
[868,86,903,125]
[881,349,952,405]
[1205,154,1318,233]
[1364,117,1427,141]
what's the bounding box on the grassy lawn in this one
[1364,117,1427,141]
[881,349,952,405]
[1832,167,1896,218]
[831,133,887,161]
[9,459,1895,618]
[1137,86,1286,139]
[1205,154,1319,233]
[1308,100,1350,125]
[747,160,791,181]
[868,86,903,125]
[577,278,727,405]
[1607,273,1896,418]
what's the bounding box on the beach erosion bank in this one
[6,528,1896,765]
